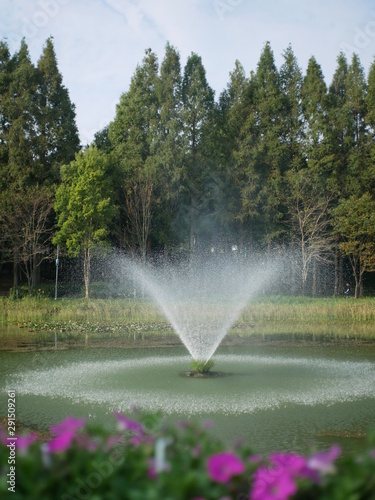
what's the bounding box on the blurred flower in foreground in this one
[207,451,245,483]
[114,412,144,434]
[307,444,341,475]
[46,416,86,453]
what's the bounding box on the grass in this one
[190,359,215,373]
[1,294,375,342]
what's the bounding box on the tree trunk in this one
[312,258,317,297]
[13,250,19,294]
[84,247,91,299]
[334,248,339,296]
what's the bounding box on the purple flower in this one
[251,465,297,500]
[250,452,312,500]
[207,452,245,483]
[46,431,76,453]
[114,412,144,434]
[50,416,86,436]
[307,445,341,475]
[45,416,86,453]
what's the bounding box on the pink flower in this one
[46,431,76,453]
[251,465,297,500]
[307,445,341,475]
[250,452,312,500]
[114,412,144,434]
[207,452,245,483]
[45,416,86,453]
[50,416,86,436]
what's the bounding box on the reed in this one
[1,295,375,339]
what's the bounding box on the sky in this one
[1,0,375,145]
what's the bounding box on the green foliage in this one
[3,39,375,296]
[332,193,375,297]
[0,414,374,499]
[190,358,215,373]
[54,146,116,254]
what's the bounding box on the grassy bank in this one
[1,295,375,328]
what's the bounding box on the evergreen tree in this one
[180,52,215,254]
[0,41,12,181]
[344,54,369,196]
[0,39,38,289]
[301,56,328,168]
[4,39,37,188]
[109,49,160,261]
[36,37,80,184]
[327,52,350,196]
[216,60,252,248]
[279,45,305,173]
[153,42,184,252]
[235,42,284,247]
[327,53,351,294]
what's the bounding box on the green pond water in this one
[0,332,375,456]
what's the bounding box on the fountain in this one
[120,254,275,374]
[1,252,375,455]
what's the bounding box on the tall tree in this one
[216,60,252,247]
[35,37,80,184]
[0,39,38,289]
[301,56,328,169]
[153,43,184,252]
[279,45,305,173]
[344,54,369,196]
[109,49,159,261]
[327,52,350,294]
[235,42,284,247]
[54,147,116,299]
[181,52,215,255]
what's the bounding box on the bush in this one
[0,415,374,499]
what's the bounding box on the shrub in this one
[1,415,374,499]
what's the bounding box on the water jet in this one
[119,254,275,371]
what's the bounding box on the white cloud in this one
[1,0,375,145]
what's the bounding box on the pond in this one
[1,331,375,456]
